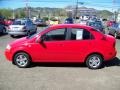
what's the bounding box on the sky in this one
[0,0,120,11]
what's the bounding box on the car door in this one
[64,28,95,62]
[30,28,72,62]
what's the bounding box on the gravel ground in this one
[0,28,120,90]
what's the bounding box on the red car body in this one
[5,24,117,69]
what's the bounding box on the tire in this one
[86,54,103,69]
[10,35,15,38]
[35,28,37,33]
[2,28,6,34]
[114,33,118,39]
[14,52,31,68]
[27,31,30,36]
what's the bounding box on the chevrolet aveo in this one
[5,24,117,69]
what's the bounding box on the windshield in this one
[27,26,50,38]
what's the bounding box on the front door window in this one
[43,28,67,41]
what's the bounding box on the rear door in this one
[65,28,95,62]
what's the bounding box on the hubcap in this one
[16,55,28,66]
[89,56,100,68]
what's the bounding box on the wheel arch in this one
[84,52,104,63]
[12,50,32,64]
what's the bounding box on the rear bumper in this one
[8,31,27,36]
[105,49,117,61]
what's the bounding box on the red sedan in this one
[5,24,117,69]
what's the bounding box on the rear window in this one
[12,20,25,25]
[36,19,43,22]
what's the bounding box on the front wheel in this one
[86,54,103,69]
[14,52,31,68]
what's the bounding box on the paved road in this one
[0,28,120,90]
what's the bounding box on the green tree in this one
[98,10,113,19]
[0,9,12,19]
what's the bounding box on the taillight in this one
[23,26,26,30]
[101,36,106,40]
[113,40,116,48]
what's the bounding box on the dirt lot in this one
[0,28,120,90]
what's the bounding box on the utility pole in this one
[25,0,29,18]
[75,0,78,19]
[12,8,15,19]
[112,0,116,21]
[75,0,84,22]
[74,0,78,23]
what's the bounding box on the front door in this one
[30,28,72,62]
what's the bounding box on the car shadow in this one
[0,33,8,36]
[31,57,120,68]
[31,62,86,68]
[104,57,120,67]
[11,36,24,38]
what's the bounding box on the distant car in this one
[5,24,116,69]
[5,19,13,26]
[79,20,87,25]
[34,19,46,26]
[87,20,105,33]
[0,24,7,35]
[65,18,74,24]
[108,23,120,38]
[0,16,5,25]
[8,19,37,37]
[107,20,116,27]
[49,19,60,25]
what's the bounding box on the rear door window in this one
[70,28,94,40]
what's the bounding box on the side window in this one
[71,28,83,40]
[43,28,66,41]
[71,28,94,40]
[83,30,91,39]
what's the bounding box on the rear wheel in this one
[10,35,15,38]
[35,28,37,33]
[2,28,6,34]
[14,52,31,68]
[27,31,30,36]
[114,32,118,39]
[86,54,103,69]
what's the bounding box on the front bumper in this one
[5,49,13,61]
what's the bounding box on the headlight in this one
[6,44,11,50]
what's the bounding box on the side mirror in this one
[40,36,44,43]
[36,36,45,43]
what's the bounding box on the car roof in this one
[48,24,93,30]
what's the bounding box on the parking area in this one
[0,27,120,90]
